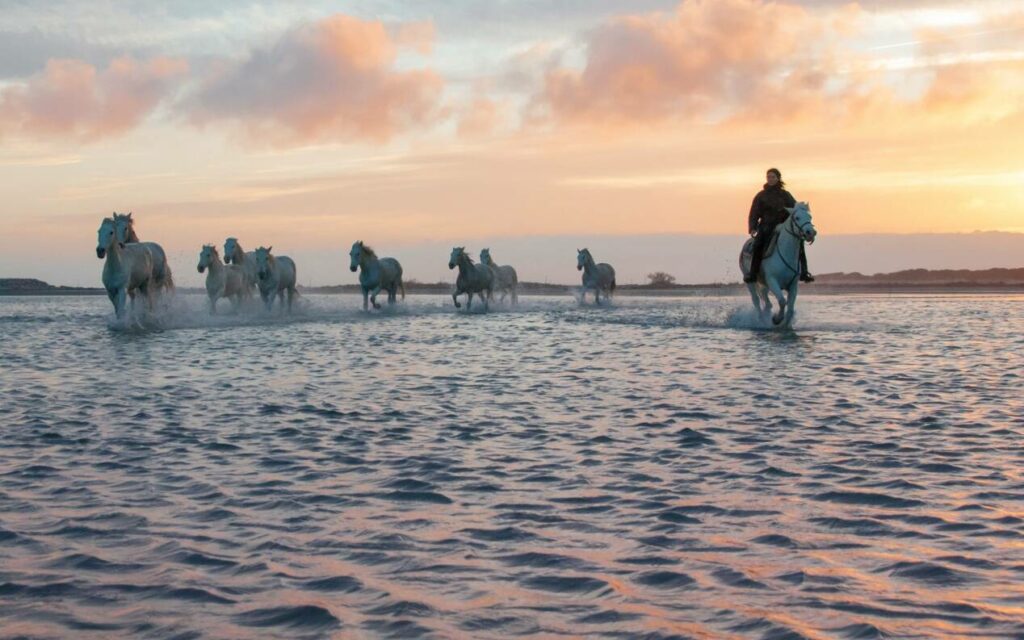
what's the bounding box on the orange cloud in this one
[187,14,443,146]
[533,0,1024,133]
[537,0,827,126]
[0,56,187,142]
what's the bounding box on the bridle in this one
[784,210,815,243]
[773,211,815,284]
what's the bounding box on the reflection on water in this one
[1,293,1022,639]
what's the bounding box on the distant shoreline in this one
[4,270,1024,297]
[3,284,1023,297]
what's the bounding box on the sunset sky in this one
[1,0,1022,286]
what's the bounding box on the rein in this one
[775,215,803,286]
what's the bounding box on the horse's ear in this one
[127,212,133,219]
[268,246,273,252]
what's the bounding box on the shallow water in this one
[1,293,1022,639]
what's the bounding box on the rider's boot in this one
[798,243,814,282]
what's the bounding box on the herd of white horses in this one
[95,203,817,327]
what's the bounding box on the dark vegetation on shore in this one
[4,268,1024,296]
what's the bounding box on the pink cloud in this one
[530,0,1024,136]
[187,14,444,145]
[537,0,827,126]
[0,56,187,142]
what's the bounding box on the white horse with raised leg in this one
[740,202,817,327]
[349,241,404,311]
[253,246,298,313]
[449,247,493,311]
[112,212,174,295]
[224,237,258,298]
[96,217,156,319]
[576,248,616,305]
[480,248,518,305]
[198,245,246,314]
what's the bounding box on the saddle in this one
[740,225,783,276]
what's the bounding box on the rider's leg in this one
[744,223,772,283]
[799,241,814,283]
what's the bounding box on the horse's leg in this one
[466,292,473,310]
[784,282,798,327]
[452,288,461,308]
[362,287,370,311]
[483,289,490,311]
[209,294,217,315]
[766,277,786,326]
[594,287,601,305]
[370,285,383,309]
[746,282,761,315]
[278,289,285,314]
[112,288,125,318]
[760,286,772,318]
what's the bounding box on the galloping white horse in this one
[198,245,246,314]
[349,241,404,310]
[740,202,817,327]
[253,247,298,313]
[576,248,616,305]
[223,237,258,297]
[449,247,493,311]
[480,248,518,305]
[112,212,174,294]
[96,217,156,319]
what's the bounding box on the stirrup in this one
[799,273,815,283]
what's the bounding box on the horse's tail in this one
[610,278,616,295]
[399,279,405,300]
[163,264,175,291]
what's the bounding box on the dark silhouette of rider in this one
[744,168,813,284]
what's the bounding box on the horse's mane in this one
[359,243,377,258]
[113,213,140,242]
[459,251,475,265]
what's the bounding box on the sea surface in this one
[1,293,1022,639]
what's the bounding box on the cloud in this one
[535,0,831,126]
[0,56,187,142]
[186,14,444,146]
[531,0,1024,132]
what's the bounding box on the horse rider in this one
[744,167,814,284]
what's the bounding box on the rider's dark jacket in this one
[748,183,796,234]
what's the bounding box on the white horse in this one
[480,248,518,305]
[740,202,817,327]
[223,237,258,297]
[112,212,174,294]
[96,217,156,319]
[576,248,616,304]
[449,247,493,311]
[198,245,246,314]
[253,246,298,312]
[349,241,404,310]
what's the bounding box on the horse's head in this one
[96,217,120,258]
[198,244,217,273]
[350,241,363,272]
[480,248,492,265]
[224,237,239,264]
[112,212,135,243]
[787,202,817,243]
[576,248,591,271]
[449,246,466,270]
[254,246,273,279]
